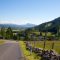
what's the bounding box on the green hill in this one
[34,17,60,33]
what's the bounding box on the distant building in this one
[38,36,44,41]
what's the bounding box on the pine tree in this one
[6,27,13,39]
[0,27,5,39]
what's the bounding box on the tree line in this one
[0,26,60,41]
[0,27,31,40]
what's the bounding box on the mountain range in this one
[0,23,36,29]
[0,17,60,32]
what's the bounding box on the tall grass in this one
[0,40,5,45]
[19,41,40,60]
[30,41,60,54]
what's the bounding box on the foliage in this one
[24,31,29,40]
[0,27,5,38]
[19,41,40,60]
[30,41,60,54]
[6,27,13,39]
[13,35,17,40]
[0,40,5,45]
[32,17,60,35]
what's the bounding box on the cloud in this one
[0,19,29,25]
[0,20,19,25]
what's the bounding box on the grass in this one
[0,40,5,45]
[30,41,60,54]
[19,41,40,60]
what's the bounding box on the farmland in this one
[0,40,5,45]
[30,41,60,54]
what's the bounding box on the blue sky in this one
[0,0,60,25]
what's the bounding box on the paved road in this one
[0,40,25,60]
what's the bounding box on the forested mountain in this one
[34,17,60,33]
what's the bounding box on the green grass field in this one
[0,40,5,45]
[30,41,60,54]
[19,41,40,60]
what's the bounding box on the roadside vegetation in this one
[19,41,40,60]
[30,41,60,54]
[0,40,5,45]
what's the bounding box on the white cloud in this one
[0,19,30,25]
[0,17,53,25]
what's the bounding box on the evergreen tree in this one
[6,27,13,39]
[40,32,42,36]
[0,27,5,39]
[13,35,17,40]
[17,33,21,40]
[24,31,29,41]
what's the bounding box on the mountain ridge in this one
[33,17,60,33]
[0,23,36,29]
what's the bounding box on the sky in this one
[0,0,60,25]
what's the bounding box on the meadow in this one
[19,41,40,60]
[30,41,60,54]
[0,40,5,45]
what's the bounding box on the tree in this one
[13,35,17,40]
[40,32,42,36]
[0,27,5,39]
[6,27,13,39]
[24,31,29,41]
[17,33,21,40]
[56,22,60,40]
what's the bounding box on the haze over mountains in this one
[0,17,60,31]
[0,23,36,29]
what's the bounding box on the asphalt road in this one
[0,40,25,60]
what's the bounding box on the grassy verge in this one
[0,40,5,45]
[19,41,40,60]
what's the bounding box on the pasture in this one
[0,40,5,45]
[19,41,40,60]
[30,41,60,54]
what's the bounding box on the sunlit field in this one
[19,41,40,60]
[30,41,60,54]
[0,40,5,45]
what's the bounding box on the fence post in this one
[43,40,46,50]
[52,42,54,49]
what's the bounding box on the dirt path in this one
[0,40,24,60]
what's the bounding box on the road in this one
[0,40,25,60]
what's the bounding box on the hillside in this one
[34,17,60,33]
